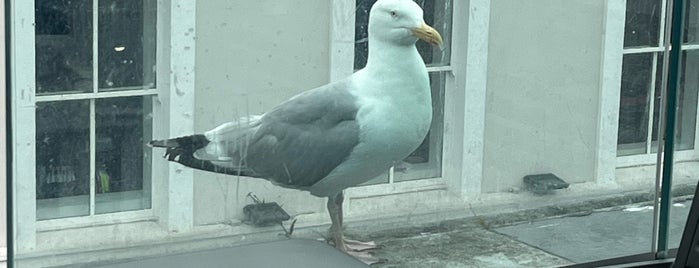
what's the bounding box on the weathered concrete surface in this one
[494,200,691,263]
[369,228,572,267]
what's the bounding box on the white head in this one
[368,0,443,47]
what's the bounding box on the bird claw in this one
[344,238,381,252]
[330,238,384,265]
[344,250,386,265]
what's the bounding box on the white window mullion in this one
[659,0,668,48]
[34,89,159,103]
[388,166,395,184]
[89,100,96,215]
[89,0,99,215]
[426,66,453,72]
[93,0,99,94]
[646,52,659,153]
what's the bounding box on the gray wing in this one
[239,80,360,188]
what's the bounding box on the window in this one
[34,0,156,220]
[355,0,452,184]
[617,0,699,157]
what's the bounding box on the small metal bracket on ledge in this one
[243,193,291,227]
[523,173,569,195]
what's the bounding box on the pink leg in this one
[327,192,383,265]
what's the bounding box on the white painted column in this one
[595,0,625,185]
[164,0,196,232]
[10,0,37,252]
[444,0,490,196]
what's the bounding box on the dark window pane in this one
[651,50,699,152]
[415,0,452,68]
[36,100,90,220]
[98,0,156,90]
[354,0,452,70]
[685,0,698,44]
[651,53,663,150]
[35,0,93,95]
[618,53,654,156]
[95,96,152,214]
[624,0,662,48]
[677,50,699,150]
[354,0,372,70]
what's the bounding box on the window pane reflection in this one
[95,96,152,214]
[35,0,93,95]
[684,0,698,44]
[36,100,90,220]
[624,0,662,48]
[618,53,654,156]
[98,0,156,90]
[677,50,699,150]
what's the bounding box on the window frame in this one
[32,0,158,221]
[11,0,197,251]
[615,0,699,167]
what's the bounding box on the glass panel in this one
[394,71,445,182]
[415,0,452,68]
[354,0,452,70]
[36,100,90,220]
[670,29,699,255]
[656,50,699,152]
[359,171,390,186]
[676,49,699,150]
[35,0,93,95]
[95,96,152,214]
[684,0,698,44]
[98,0,156,90]
[618,53,654,156]
[651,53,663,151]
[624,0,662,48]
[354,0,371,69]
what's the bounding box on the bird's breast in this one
[352,75,433,163]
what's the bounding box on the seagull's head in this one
[369,0,443,47]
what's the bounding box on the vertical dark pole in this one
[657,0,685,257]
[4,0,11,266]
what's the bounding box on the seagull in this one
[149,0,442,263]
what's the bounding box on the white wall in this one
[193,0,332,225]
[483,0,606,192]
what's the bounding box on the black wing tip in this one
[148,134,209,149]
[148,139,173,148]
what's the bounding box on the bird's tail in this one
[148,135,255,176]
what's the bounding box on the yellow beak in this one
[412,22,443,47]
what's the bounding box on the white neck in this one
[364,40,426,77]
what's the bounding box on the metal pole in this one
[657,0,686,258]
[652,0,674,254]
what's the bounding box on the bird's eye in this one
[390,11,398,17]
